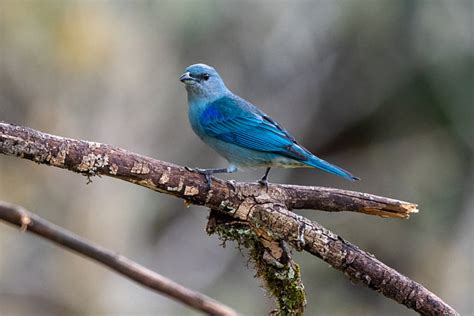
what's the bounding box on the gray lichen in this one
[77,153,109,173]
[131,162,150,174]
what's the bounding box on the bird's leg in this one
[185,167,226,189]
[185,165,237,190]
[258,167,271,188]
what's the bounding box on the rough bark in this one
[0,122,458,315]
[0,122,417,218]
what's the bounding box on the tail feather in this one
[306,155,360,181]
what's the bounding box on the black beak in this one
[179,72,195,83]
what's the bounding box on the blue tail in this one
[306,155,360,181]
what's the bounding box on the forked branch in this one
[0,122,457,315]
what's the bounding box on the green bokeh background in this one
[0,1,472,315]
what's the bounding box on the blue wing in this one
[201,96,309,161]
[200,96,359,180]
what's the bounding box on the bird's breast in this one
[187,101,209,139]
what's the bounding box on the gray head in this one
[179,64,228,101]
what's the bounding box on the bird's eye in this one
[202,73,210,81]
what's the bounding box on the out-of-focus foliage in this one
[0,1,472,315]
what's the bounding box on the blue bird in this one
[180,63,359,186]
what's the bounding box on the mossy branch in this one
[207,209,306,315]
[0,122,458,315]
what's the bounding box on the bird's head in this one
[180,64,228,101]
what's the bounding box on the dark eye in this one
[202,73,210,81]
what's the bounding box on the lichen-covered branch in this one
[207,209,306,315]
[0,201,236,316]
[233,203,457,315]
[0,122,457,315]
[0,122,417,218]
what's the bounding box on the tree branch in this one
[0,122,417,218]
[0,201,237,316]
[282,185,418,218]
[0,122,457,315]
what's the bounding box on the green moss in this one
[212,222,306,315]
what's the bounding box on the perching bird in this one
[180,63,359,186]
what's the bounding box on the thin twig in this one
[0,201,237,316]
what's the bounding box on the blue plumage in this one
[180,63,359,184]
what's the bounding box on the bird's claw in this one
[203,174,212,190]
[185,166,206,173]
[258,178,269,191]
[226,179,237,191]
[185,166,212,190]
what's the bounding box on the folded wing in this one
[201,96,310,161]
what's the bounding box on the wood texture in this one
[0,122,457,315]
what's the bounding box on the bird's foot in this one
[258,167,271,191]
[185,166,213,190]
[185,166,210,174]
[226,179,237,192]
[258,178,269,192]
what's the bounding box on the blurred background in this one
[0,1,472,315]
